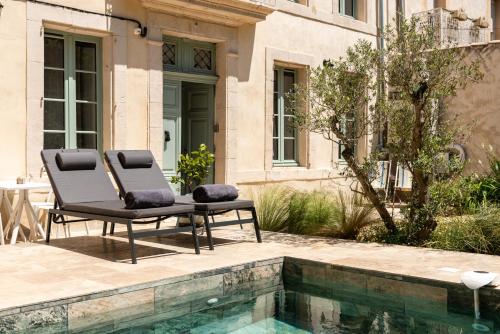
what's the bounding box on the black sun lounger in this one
[41,149,200,264]
[104,150,262,250]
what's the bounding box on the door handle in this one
[164,130,171,142]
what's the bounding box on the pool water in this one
[102,282,498,334]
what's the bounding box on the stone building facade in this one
[0,0,496,194]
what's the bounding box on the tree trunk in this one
[341,149,397,232]
[409,102,437,238]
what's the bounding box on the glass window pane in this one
[193,48,212,70]
[76,103,97,131]
[345,0,354,16]
[284,116,295,138]
[44,132,65,149]
[76,72,96,102]
[284,139,295,161]
[273,138,279,161]
[273,115,279,137]
[283,71,295,93]
[77,133,97,149]
[44,101,65,130]
[283,71,295,115]
[163,43,176,66]
[44,69,65,99]
[75,41,96,71]
[44,37,64,68]
[274,70,278,92]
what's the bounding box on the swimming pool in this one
[78,266,500,334]
[1,257,498,333]
[73,281,498,333]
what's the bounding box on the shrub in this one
[252,185,293,232]
[357,220,409,244]
[429,154,500,216]
[427,206,500,255]
[287,190,338,235]
[321,191,376,239]
[429,177,479,216]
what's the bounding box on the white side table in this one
[0,182,51,245]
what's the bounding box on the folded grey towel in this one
[193,184,239,203]
[124,189,175,209]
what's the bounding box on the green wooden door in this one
[163,80,182,192]
[182,82,215,183]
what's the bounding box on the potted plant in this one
[171,143,215,194]
[171,144,215,226]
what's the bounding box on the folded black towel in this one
[193,184,239,203]
[124,189,175,209]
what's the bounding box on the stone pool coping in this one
[0,226,498,321]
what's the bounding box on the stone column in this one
[146,27,164,164]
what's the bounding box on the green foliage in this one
[471,154,500,204]
[322,191,376,239]
[429,177,485,216]
[171,144,214,193]
[357,220,409,245]
[429,153,500,216]
[255,187,376,239]
[287,191,338,235]
[252,186,293,232]
[427,207,500,255]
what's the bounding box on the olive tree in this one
[291,17,482,239]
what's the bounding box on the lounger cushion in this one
[124,189,175,209]
[63,200,194,219]
[56,152,96,171]
[176,196,254,211]
[118,151,154,169]
[193,184,239,203]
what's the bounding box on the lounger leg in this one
[46,212,52,243]
[190,214,200,255]
[126,221,137,264]
[203,212,214,251]
[236,210,243,229]
[251,207,262,243]
[102,221,108,236]
[155,221,161,229]
[110,223,115,235]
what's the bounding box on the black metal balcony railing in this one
[414,8,489,46]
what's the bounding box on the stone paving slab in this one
[0,224,498,313]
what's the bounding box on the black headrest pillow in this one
[56,152,97,171]
[118,151,154,169]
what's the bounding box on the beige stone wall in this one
[0,0,27,180]
[444,42,500,174]
[234,8,377,190]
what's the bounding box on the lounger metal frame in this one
[46,201,200,264]
[198,207,261,250]
[104,150,263,249]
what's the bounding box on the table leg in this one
[11,192,29,244]
[2,192,15,238]
[7,191,25,244]
[0,190,5,245]
[26,195,46,241]
[0,191,4,246]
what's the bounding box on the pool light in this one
[461,270,497,332]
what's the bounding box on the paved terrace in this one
[0,222,499,311]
